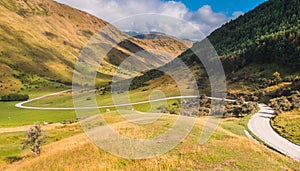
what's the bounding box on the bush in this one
[269,91,300,114]
[1,94,29,101]
[199,107,210,116]
[270,96,292,114]
[21,124,45,155]
[271,72,282,85]
[224,101,258,117]
[4,156,23,163]
[289,91,300,108]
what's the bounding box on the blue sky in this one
[170,0,267,15]
[56,0,267,39]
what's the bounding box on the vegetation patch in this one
[0,123,83,164]
[271,109,300,146]
[0,93,29,101]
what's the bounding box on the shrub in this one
[269,91,300,114]
[271,71,282,85]
[21,124,45,155]
[269,96,292,114]
[289,91,300,108]
[199,107,210,116]
[224,101,258,117]
[1,94,29,101]
[4,156,23,164]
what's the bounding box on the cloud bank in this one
[55,0,243,40]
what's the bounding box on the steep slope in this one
[0,0,192,95]
[125,0,300,97]
[206,0,300,95]
[208,0,300,70]
[209,0,299,53]
[0,0,108,94]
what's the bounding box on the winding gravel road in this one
[13,90,300,161]
[248,104,300,161]
[15,89,235,110]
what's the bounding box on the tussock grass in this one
[1,116,299,170]
[271,109,300,146]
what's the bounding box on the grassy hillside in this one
[208,0,299,66]
[0,0,192,95]
[1,115,300,170]
[129,0,300,98]
[0,0,107,94]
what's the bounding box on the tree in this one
[272,71,282,85]
[21,123,45,155]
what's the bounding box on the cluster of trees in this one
[269,91,300,114]
[253,71,283,90]
[157,95,258,118]
[157,102,180,115]
[1,93,29,101]
[157,99,199,116]
[206,0,300,70]
[169,0,300,98]
[256,74,300,103]
[244,30,300,69]
[224,98,258,117]
[209,0,299,54]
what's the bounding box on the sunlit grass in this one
[271,109,300,146]
[0,124,83,163]
[2,116,299,170]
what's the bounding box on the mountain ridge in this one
[123,0,300,98]
[0,0,192,95]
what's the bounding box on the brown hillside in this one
[0,0,192,94]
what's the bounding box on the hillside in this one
[208,0,300,70]
[128,0,300,98]
[207,0,300,96]
[208,0,300,62]
[0,0,192,95]
[1,115,300,170]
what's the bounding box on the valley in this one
[0,0,299,170]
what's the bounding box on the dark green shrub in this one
[4,156,23,163]
[1,94,29,101]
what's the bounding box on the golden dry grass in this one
[0,0,193,95]
[264,82,293,93]
[272,109,300,146]
[2,116,300,170]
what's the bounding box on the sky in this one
[166,0,267,15]
[55,0,267,39]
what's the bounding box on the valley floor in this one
[1,89,300,170]
[1,113,300,170]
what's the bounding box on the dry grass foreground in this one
[2,115,300,171]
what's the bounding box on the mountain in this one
[125,31,168,39]
[124,0,300,98]
[208,0,300,70]
[0,0,192,94]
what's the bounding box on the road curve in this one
[15,89,235,110]
[248,104,300,162]
[14,90,300,161]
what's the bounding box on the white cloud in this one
[55,0,242,40]
[232,11,244,18]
